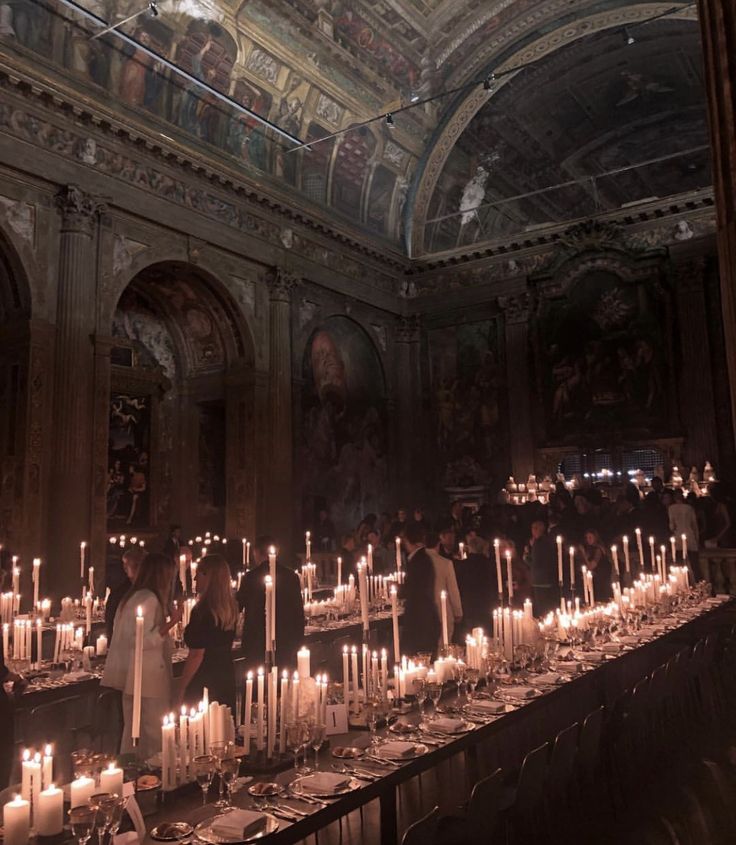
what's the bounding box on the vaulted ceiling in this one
[1,0,709,257]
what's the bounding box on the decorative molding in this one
[267,268,300,302]
[674,257,707,293]
[395,314,420,343]
[498,292,531,324]
[54,184,106,234]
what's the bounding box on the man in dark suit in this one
[236,536,304,672]
[162,524,182,562]
[400,521,440,657]
[453,533,497,638]
[526,520,558,615]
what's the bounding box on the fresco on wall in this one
[107,392,151,529]
[300,316,388,532]
[0,0,409,241]
[536,271,669,443]
[113,290,178,379]
[429,319,506,488]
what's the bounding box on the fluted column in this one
[48,185,104,596]
[395,315,421,505]
[500,293,535,479]
[265,268,297,542]
[697,0,736,443]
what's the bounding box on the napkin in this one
[502,686,537,699]
[211,809,266,839]
[467,700,506,714]
[430,717,466,734]
[532,672,561,685]
[378,741,417,759]
[616,636,640,645]
[300,772,351,793]
[600,642,624,653]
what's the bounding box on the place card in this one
[325,704,348,736]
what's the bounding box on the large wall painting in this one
[107,392,151,529]
[535,270,669,444]
[300,316,387,532]
[429,319,507,488]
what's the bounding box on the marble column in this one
[675,258,719,466]
[265,268,297,542]
[48,185,104,596]
[500,293,535,480]
[697,0,736,442]
[394,315,421,506]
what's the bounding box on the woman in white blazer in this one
[427,529,463,649]
[102,552,180,760]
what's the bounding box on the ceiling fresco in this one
[0,0,709,255]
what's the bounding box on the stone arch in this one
[0,220,33,322]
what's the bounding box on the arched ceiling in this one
[3,0,708,256]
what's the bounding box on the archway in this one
[106,261,254,542]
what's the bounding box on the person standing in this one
[102,553,180,760]
[105,546,145,641]
[236,537,304,671]
[0,633,26,788]
[525,520,559,616]
[668,488,699,579]
[427,528,463,647]
[175,554,237,714]
[453,534,496,638]
[400,522,440,656]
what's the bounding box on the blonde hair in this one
[120,552,175,615]
[198,554,238,631]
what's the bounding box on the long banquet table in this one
[135,596,736,845]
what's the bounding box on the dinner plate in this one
[369,743,429,762]
[150,822,194,841]
[331,746,364,759]
[495,687,543,701]
[419,720,475,735]
[388,722,417,736]
[290,776,361,798]
[193,815,279,844]
[464,702,516,717]
[247,783,280,798]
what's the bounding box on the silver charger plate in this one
[369,742,429,761]
[193,814,278,844]
[420,720,475,735]
[151,822,194,841]
[290,776,361,798]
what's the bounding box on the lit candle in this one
[37,785,63,836]
[394,536,401,571]
[241,538,247,570]
[12,563,20,595]
[297,646,310,680]
[264,576,273,658]
[161,715,177,791]
[342,646,350,707]
[337,556,342,587]
[390,586,400,662]
[458,542,465,561]
[3,795,30,845]
[70,775,96,808]
[21,749,41,819]
[35,618,42,668]
[131,606,144,744]
[440,590,449,648]
[494,539,502,600]
[611,545,619,578]
[635,528,644,571]
[87,566,94,594]
[505,550,514,602]
[681,533,688,560]
[556,536,563,585]
[623,535,631,573]
[648,536,656,571]
[256,668,264,751]
[670,536,677,564]
[179,554,187,593]
[100,762,124,796]
[267,547,277,652]
[569,546,576,588]
[79,542,86,579]
[32,558,41,607]
[243,671,253,755]
[267,666,277,759]
[350,645,359,713]
[96,634,108,656]
[305,531,311,561]
[41,745,53,790]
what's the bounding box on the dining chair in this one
[401,806,439,845]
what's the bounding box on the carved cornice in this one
[395,314,420,343]
[267,268,300,303]
[498,292,531,325]
[55,184,106,234]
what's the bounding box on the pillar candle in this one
[267,548,277,651]
[21,750,41,820]
[37,785,63,836]
[291,671,300,722]
[505,551,514,602]
[3,796,30,845]
[243,672,253,755]
[131,606,144,743]
[35,618,43,668]
[179,708,190,782]
[161,715,176,791]
[297,646,310,680]
[440,590,449,648]
[96,634,108,656]
[70,775,96,808]
[100,762,124,796]
[267,667,277,759]
[390,586,400,662]
[556,536,563,584]
[256,668,264,751]
[623,535,631,573]
[380,649,388,699]
[32,559,41,608]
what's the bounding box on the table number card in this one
[325,704,348,736]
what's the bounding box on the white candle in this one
[297,646,310,680]
[635,528,644,571]
[161,715,177,791]
[556,536,563,584]
[291,671,300,722]
[241,538,247,571]
[87,566,94,594]
[337,556,342,587]
[21,750,41,820]
[569,546,576,587]
[179,554,188,593]
[342,646,350,706]
[390,586,400,662]
[681,533,688,560]
[79,542,86,579]
[611,546,619,578]
[267,667,277,759]
[305,531,311,561]
[279,671,289,753]
[3,795,30,845]
[96,634,108,656]
[42,745,53,790]
[623,535,631,573]
[494,540,502,599]
[70,775,96,808]
[243,672,253,755]
[350,646,359,713]
[32,558,41,607]
[357,562,369,633]
[648,536,656,571]
[37,785,63,836]
[264,576,273,658]
[440,590,449,648]
[268,547,277,652]
[394,537,401,571]
[380,649,388,699]
[670,536,677,564]
[131,606,144,743]
[505,550,514,601]
[35,618,42,668]
[100,762,124,796]
[256,668,264,752]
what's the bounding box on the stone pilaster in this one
[697,0,736,445]
[674,258,719,466]
[48,185,105,596]
[265,268,298,542]
[499,293,535,479]
[395,315,421,505]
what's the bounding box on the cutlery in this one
[276,804,309,818]
[286,790,326,807]
[347,766,382,782]
[332,764,374,782]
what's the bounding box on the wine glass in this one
[89,793,117,845]
[310,722,326,770]
[219,755,240,809]
[426,682,442,721]
[297,722,312,775]
[414,678,428,725]
[286,722,303,773]
[69,805,97,845]
[365,698,379,746]
[465,668,480,704]
[107,796,127,841]
[193,754,216,806]
[210,741,233,809]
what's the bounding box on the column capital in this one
[498,292,531,325]
[674,256,707,293]
[55,185,106,234]
[267,267,300,302]
[395,314,420,343]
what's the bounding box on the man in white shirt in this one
[668,488,699,580]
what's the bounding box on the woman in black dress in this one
[175,554,238,714]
